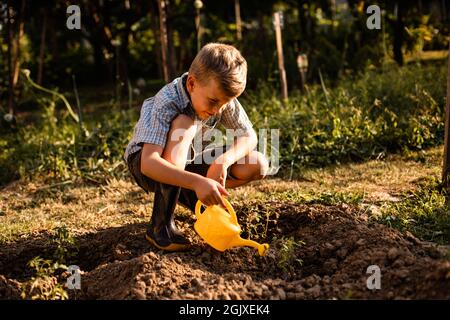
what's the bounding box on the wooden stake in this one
[442,42,450,187]
[12,0,25,89]
[235,0,242,41]
[273,12,288,101]
[37,10,47,85]
[6,0,14,115]
[195,8,201,52]
[158,0,169,83]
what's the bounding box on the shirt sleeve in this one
[133,97,178,148]
[219,98,255,137]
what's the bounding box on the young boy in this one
[124,43,268,252]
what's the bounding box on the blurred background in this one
[2,1,449,97]
[0,0,449,186]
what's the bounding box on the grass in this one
[1,146,448,246]
[0,178,149,244]
[380,183,450,244]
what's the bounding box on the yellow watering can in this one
[194,197,269,256]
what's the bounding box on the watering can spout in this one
[229,237,270,256]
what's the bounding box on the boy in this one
[124,43,268,252]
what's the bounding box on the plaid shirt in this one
[124,72,254,164]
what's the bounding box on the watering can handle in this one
[195,197,238,225]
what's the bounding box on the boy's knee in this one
[238,150,269,181]
[163,114,198,168]
[254,151,269,180]
[171,114,195,130]
[168,114,197,142]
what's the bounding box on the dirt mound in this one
[1,202,449,300]
[79,202,450,300]
[0,275,21,299]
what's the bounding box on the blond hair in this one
[189,43,247,98]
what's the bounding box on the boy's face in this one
[186,75,234,120]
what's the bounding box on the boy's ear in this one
[187,75,195,91]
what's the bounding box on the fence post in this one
[273,11,288,102]
[442,42,450,188]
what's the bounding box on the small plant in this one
[20,257,68,300]
[51,226,78,264]
[20,226,78,300]
[275,236,305,274]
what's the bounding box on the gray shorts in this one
[126,145,236,194]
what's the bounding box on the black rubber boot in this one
[178,188,198,212]
[146,182,190,251]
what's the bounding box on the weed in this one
[20,257,68,300]
[273,236,305,275]
[20,226,78,300]
[51,226,78,265]
[379,182,450,244]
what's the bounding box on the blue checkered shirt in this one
[124,72,254,164]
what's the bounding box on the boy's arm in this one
[214,130,258,167]
[208,98,258,185]
[140,143,229,207]
[207,131,257,186]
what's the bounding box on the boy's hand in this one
[206,163,228,187]
[194,177,229,207]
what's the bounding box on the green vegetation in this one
[273,236,305,275]
[246,60,446,172]
[20,257,68,300]
[20,226,77,300]
[380,180,450,245]
[1,60,446,188]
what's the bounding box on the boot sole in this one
[145,234,190,252]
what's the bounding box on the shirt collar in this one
[176,72,198,119]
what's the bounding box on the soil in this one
[1,202,449,300]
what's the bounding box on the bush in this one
[0,60,446,186]
[243,60,446,175]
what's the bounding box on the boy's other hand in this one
[194,177,229,207]
[206,163,228,187]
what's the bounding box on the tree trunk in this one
[150,1,163,79]
[235,0,242,42]
[158,0,170,82]
[442,41,450,188]
[297,0,314,51]
[7,0,25,115]
[6,0,14,115]
[92,40,107,79]
[166,0,177,79]
[274,12,288,101]
[37,9,47,85]
[12,0,25,90]
[297,0,307,50]
[393,0,405,66]
[118,6,132,86]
